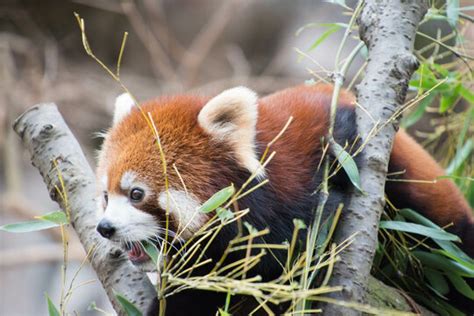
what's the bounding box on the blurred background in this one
[0,0,472,315]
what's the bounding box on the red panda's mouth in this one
[124,241,150,264]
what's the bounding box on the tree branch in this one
[13,103,156,315]
[324,1,428,315]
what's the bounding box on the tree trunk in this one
[324,1,428,315]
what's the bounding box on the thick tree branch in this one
[324,1,428,315]
[13,103,156,315]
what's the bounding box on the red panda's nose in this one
[97,219,116,239]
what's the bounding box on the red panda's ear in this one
[198,86,265,178]
[113,93,135,126]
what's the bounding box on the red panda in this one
[96,84,473,315]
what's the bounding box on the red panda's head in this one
[95,87,264,270]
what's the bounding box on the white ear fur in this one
[198,86,265,178]
[113,93,135,125]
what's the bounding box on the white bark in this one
[323,1,428,315]
[13,103,156,315]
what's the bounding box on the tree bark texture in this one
[13,103,156,315]
[324,1,428,315]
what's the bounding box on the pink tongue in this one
[128,243,149,262]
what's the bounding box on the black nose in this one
[97,219,116,239]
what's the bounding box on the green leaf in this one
[379,220,460,241]
[433,249,474,271]
[307,25,342,52]
[399,208,474,264]
[413,251,474,277]
[37,210,68,225]
[199,185,235,213]
[447,273,474,299]
[439,84,461,113]
[45,294,60,316]
[332,142,362,192]
[115,292,143,316]
[216,207,234,221]
[401,91,438,128]
[0,220,60,233]
[458,85,474,104]
[141,241,159,266]
[0,210,68,233]
[425,269,450,296]
[445,139,474,175]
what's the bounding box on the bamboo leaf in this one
[332,142,362,192]
[115,292,143,316]
[399,208,474,264]
[45,294,60,316]
[458,85,474,104]
[36,210,68,225]
[445,139,473,175]
[447,273,474,300]
[439,84,461,113]
[413,251,474,277]
[199,185,235,213]
[379,221,460,241]
[0,220,60,233]
[401,92,438,128]
[141,241,159,266]
[425,269,450,295]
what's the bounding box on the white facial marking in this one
[158,189,205,239]
[120,171,137,190]
[100,194,158,242]
[113,92,135,126]
[198,86,266,179]
[101,175,108,188]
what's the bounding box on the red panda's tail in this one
[386,130,474,256]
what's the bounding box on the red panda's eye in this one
[130,188,145,202]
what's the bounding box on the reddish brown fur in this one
[98,84,473,251]
[99,95,234,203]
[387,130,474,249]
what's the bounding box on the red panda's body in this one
[96,84,473,315]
